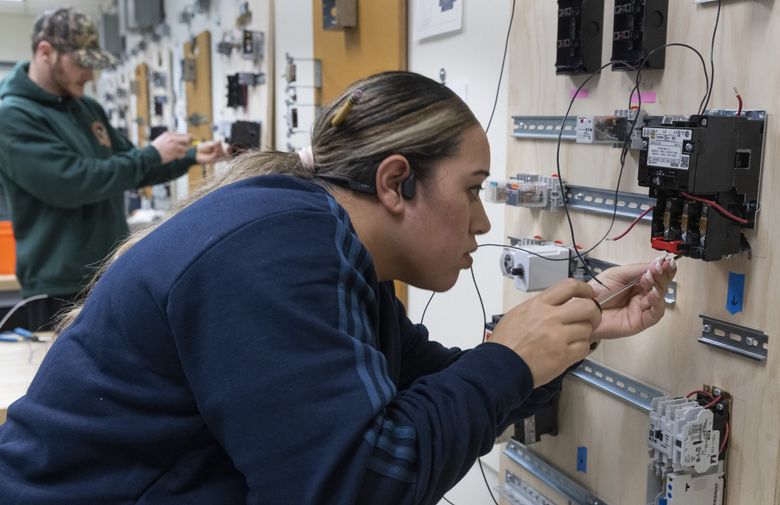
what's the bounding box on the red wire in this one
[680,192,749,225]
[720,421,730,454]
[734,87,743,116]
[609,206,654,241]
[686,389,715,400]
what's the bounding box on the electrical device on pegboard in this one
[611,0,668,71]
[227,121,261,154]
[555,0,603,75]
[646,385,730,505]
[637,111,765,261]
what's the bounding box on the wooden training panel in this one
[183,31,214,191]
[504,1,780,503]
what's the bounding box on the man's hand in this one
[195,141,226,165]
[490,279,602,387]
[589,255,677,341]
[151,132,192,164]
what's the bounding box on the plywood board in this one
[134,63,150,147]
[184,31,214,191]
[505,1,780,503]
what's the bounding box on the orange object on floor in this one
[0,221,16,275]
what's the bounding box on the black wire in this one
[484,0,516,134]
[419,291,436,325]
[701,0,723,114]
[552,43,709,283]
[468,266,499,505]
[442,497,456,505]
[478,458,499,505]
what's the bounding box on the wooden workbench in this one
[0,274,19,292]
[0,338,50,424]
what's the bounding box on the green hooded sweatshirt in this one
[0,62,195,297]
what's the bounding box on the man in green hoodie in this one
[0,7,225,331]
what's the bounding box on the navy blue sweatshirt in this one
[0,175,561,504]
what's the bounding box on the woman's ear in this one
[374,155,413,214]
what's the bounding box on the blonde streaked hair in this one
[56,71,480,332]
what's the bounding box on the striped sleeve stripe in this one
[328,198,396,410]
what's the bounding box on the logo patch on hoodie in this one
[91,121,112,148]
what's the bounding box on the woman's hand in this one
[590,254,677,341]
[491,279,602,387]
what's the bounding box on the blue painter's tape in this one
[576,446,587,473]
[726,272,745,315]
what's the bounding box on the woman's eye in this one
[470,186,483,200]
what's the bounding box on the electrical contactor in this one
[638,112,765,260]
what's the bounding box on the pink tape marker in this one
[630,90,656,104]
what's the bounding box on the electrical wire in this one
[419,291,437,325]
[469,265,499,505]
[609,206,655,241]
[442,496,457,505]
[734,87,743,116]
[484,0,516,134]
[701,0,723,114]
[680,192,748,224]
[719,420,730,454]
[553,43,709,285]
[0,294,49,332]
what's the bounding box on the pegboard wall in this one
[502,1,779,504]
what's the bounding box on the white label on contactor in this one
[643,127,692,170]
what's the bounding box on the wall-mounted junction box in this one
[611,0,668,71]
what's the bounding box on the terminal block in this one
[638,113,765,260]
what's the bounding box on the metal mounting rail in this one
[571,359,667,413]
[505,440,609,505]
[512,115,578,141]
[565,184,656,221]
[698,315,768,361]
[498,469,557,505]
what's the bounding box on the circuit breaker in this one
[555,0,604,75]
[637,113,765,260]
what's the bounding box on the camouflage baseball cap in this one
[32,7,117,70]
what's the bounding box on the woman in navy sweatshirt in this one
[0,71,675,505]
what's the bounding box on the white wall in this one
[0,14,36,81]
[407,1,513,502]
[273,1,314,152]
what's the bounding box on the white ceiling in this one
[0,0,111,19]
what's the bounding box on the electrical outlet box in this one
[323,0,357,30]
[229,121,261,153]
[241,30,264,61]
[556,0,604,75]
[611,0,668,71]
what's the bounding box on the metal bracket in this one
[512,115,577,141]
[571,359,667,413]
[698,315,768,361]
[500,469,557,505]
[181,58,197,82]
[186,113,209,127]
[505,440,610,505]
[584,257,677,306]
[565,184,655,222]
